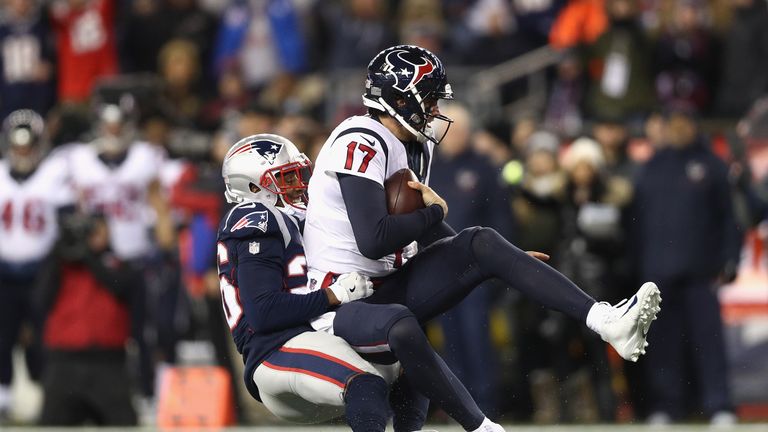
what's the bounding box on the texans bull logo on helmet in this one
[230,139,284,164]
[383,49,436,93]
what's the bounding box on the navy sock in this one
[388,315,485,430]
[390,374,429,432]
[344,373,389,432]
[470,227,596,322]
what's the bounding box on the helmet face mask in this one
[260,157,312,208]
[93,104,135,155]
[2,109,46,175]
[222,134,312,209]
[364,45,454,145]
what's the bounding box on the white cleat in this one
[597,282,661,362]
[471,418,506,432]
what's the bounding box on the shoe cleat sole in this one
[623,282,661,362]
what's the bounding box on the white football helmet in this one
[222,134,312,209]
[91,92,137,156]
[1,109,47,175]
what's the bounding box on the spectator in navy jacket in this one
[631,108,740,425]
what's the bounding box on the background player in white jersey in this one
[0,110,72,421]
[304,45,662,431]
[67,103,169,261]
[66,100,173,403]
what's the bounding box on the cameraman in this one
[36,211,137,426]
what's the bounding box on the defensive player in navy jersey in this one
[304,45,662,432]
[216,134,399,431]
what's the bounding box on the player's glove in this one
[327,272,374,304]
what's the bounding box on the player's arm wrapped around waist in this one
[235,237,331,333]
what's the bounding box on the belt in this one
[318,272,386,289]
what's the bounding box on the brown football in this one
[384,168,425,214]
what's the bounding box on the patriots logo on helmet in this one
[231,140,284,164]
[231,210,269,233]
[384,49,435,93]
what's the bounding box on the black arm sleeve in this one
[338,174,444,260]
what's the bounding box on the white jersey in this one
[304,115,434,279]
[0,151,73,264]
[67,142,165,260]
[158,157,186,191]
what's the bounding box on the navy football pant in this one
[365,227,596,324]
[334,227,597,429]
[334,302,485,430]
[0,272,42,386]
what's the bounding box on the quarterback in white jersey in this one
[303,44,660,408]
[67,107,165,261]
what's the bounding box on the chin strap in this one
[224,189,242,204]
[223,187,282,208]
[370,96,441,145]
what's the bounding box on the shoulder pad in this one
[220,202,274,238]
[333,117,389,149]
[218,202,292,248]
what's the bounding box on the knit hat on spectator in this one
[526,130,560,155]
[562,137,605,172]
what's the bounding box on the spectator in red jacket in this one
[50,0,118,103]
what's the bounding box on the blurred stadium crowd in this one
[2,0,768,427]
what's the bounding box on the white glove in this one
[328,272,374,304]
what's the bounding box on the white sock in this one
[0,384,11,410]
[586,301,611,334]
[471,417,505,432]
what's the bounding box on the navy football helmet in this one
[363,45,453,144]
[1,109,46,175]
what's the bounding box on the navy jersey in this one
[216,201,330,400]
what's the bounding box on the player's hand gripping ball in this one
[384,168,448,218]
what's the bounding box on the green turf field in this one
[3,425,768,432]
